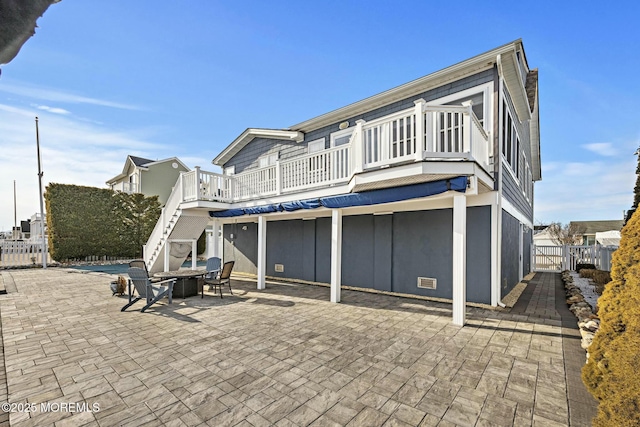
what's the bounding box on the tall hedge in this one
[582,208,640,426]
[45,184,160,260]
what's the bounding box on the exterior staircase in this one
[144,179,211,274]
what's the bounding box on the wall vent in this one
[417,277,437,289]
[274,264,284,273]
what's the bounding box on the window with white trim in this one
[224,165,235,175]
[258,152,279,168]
[330,128,353,147]
[307,138,326,153]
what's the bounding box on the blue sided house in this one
[143,39,540,325]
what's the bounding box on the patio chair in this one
[129,259,162,283]
[205,257,222,280]
[121,267,175,312]
[203,260,234,298]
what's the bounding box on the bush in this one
[576,263,597,273]
[582,209,640,426]
[580,269,612,286]
[45,184,160,261]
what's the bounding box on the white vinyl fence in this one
[533,244,617,272]
[0,240,50,268]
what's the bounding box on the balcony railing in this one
[112,182,138,194]
[179,103,490,203]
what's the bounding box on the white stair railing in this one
[144,173,185,268]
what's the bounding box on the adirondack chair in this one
[121,267,175,312]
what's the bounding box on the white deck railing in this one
[173,104,490,204]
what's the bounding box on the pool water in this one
[69,260,206,275]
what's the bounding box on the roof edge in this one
[213,129,304,166]
[289,40,523,132]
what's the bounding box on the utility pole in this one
[13,180,17,240]
[35,117,47,268]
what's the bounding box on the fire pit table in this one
[153,269,206,298]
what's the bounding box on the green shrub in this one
[45,184,160,261]
[580,269,611,286]
[582,209,640,426]
[576,262,596,273]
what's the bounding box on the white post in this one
[330,209,343,303]
[194,166,201,200]
[164,240,171,272]
[425,109,435,152]
[275,160,282,195]
[381,122,389,162]
[257,216,267,290]
[191,239,197,269]
[352,120,365,174]
[461,101,473,155]
[452,194,467,326]
[209,221,221,259]
[490,194,500,307]
[413,99,425,161]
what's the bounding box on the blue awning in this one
[209,176,467,218]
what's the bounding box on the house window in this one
[307,138,326,154]
[330,128,353,147]
[445,92,484,125]
[258,153,279,168]
[224,166,235,175]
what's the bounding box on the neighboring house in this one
[106,155,190,205]
[570,220,624,246]
[143,40,540,325]
[595,230,620,247]
[533,227,558,246]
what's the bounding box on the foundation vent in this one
[274,264,284,273]
[417,277,437,289]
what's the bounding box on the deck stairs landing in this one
[145,209,210,274]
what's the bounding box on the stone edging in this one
[561,270,600,361]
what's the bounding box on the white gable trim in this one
[213,128,304,166]
[497,52,531,122]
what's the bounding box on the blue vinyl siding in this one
[222,205,492,304]
[225,69,494,174]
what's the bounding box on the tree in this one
[547,222,585,246]
[113,192,161,258]
[626,148,640,223]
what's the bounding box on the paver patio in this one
[0,269,595,426]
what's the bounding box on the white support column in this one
[191,239,198,269]
[257,216,267,290]
[164,240,171,272]
[413,98,425,161]
[452,194,467,326]
[209,221,221,259]
[330,209,343,303]
[490,193,501,307]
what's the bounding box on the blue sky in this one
[1,1,639,231]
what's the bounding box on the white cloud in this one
[0,81,141,111]
[0,103,176,231]
[535,158,635,225]
[582,142,618,157]
[34,104,71,115]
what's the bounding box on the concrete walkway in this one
[0,269,595,426]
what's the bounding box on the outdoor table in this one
[153,269,206,298]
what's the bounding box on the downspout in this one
[494,56,504,307]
